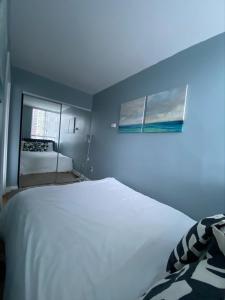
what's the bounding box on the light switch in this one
[110,123,117,128]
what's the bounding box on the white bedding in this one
[20,150,73,174]
[0,178,195,300]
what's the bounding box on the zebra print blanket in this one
[140,214,225,300]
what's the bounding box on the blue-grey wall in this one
[7,67,92,186]
[90,33,225,220]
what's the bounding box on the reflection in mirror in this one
[19,95,61,187]
[57,105,92,182]
[19,94,92,188]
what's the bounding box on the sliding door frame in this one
[55,103,62,180]
[17,91,91,187]
[17,93,25,187]
[22,91,91,112]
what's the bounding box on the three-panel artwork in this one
[119,85,188,133]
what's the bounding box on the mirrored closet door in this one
[57,104,92,183]
[19,94,92,188]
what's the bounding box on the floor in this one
[19,171,80,188]
[3,172,83,205]
[3,188,27,205]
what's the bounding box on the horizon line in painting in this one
[143,85,188,133]
[118,97,146,133]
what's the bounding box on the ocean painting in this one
[143,86,188,133]
[119,97,146,133]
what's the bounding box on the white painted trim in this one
[0,52,11,198]
[6,186,18,193]
[72,169,89,181]
[2,54,11,193]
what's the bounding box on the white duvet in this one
[0,178,195,300]
[20,150,73,175]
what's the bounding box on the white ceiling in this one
[10,0,225,95]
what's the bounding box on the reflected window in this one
[31,108,60,141]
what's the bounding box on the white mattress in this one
[0,178,195,300]
[20,150,73,174]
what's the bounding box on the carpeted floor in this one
[3,172,82,205]
[19,171,80,188]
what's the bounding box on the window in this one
[31,108,60,141]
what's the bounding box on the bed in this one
[0,178,195,300]
[20,150,73,175]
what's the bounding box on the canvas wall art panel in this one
[119,97,146,133]
[143,85,188,133]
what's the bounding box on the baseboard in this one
[72,169,89,181]
[5,186,18,193]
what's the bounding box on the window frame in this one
[30,107,60,141]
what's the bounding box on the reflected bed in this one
[20,150,73,175]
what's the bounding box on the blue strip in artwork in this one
[143,120,184,133]
[119,124,143,133]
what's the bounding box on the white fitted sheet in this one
[20,150,73,174]
[0,178,195,300]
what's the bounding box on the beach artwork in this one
[119,97,146,133]
[143,86,188,133]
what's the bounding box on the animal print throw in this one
[23,141,48,152]
[140,214,225,299]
